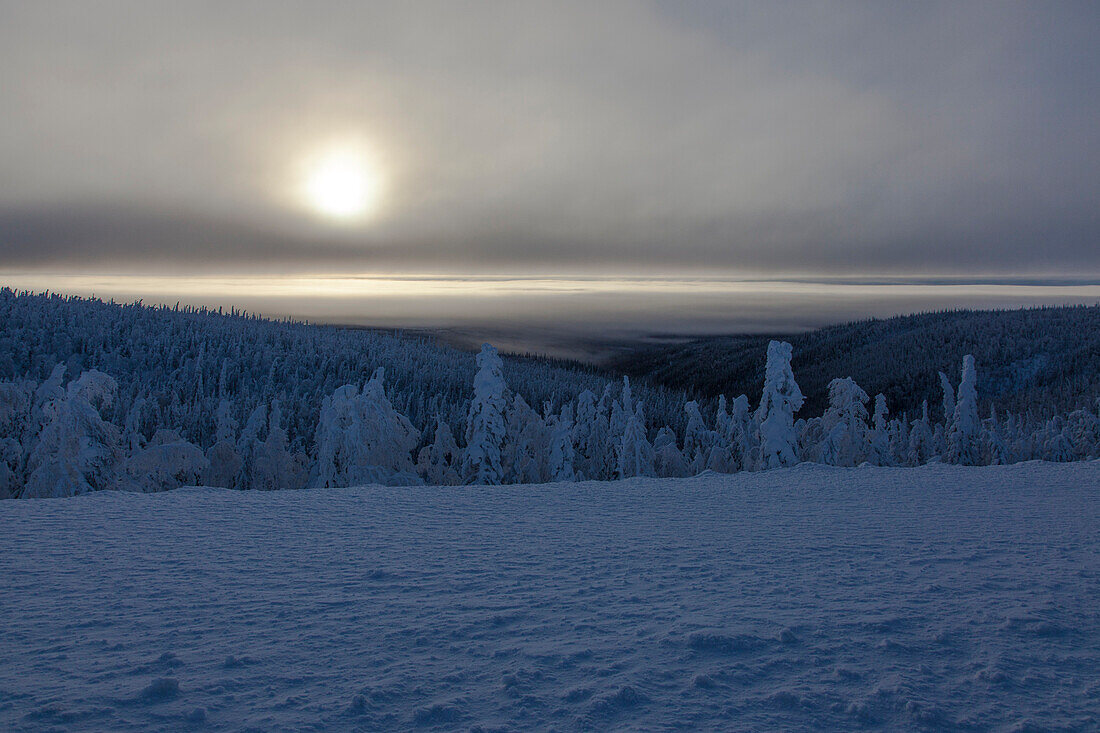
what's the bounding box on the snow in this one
[755,340,803,470]
[462,344,508,486]
[2,462,1098,730]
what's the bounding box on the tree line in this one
[1,289,1098,498]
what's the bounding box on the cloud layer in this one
[1,1,1098,277]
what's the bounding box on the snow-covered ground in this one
[2,463,1098,731]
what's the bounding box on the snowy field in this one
[2,463,1098,731]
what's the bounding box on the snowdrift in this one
[1,462,1098,730]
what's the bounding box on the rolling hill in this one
[607,305,1100,419]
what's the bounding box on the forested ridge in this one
[609,305,1100,418]
[2,289,1098,498]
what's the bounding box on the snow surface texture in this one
[2,462,1098,731]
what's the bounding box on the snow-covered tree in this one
[705,440,737,474]
[888,413,909,466]
[1040,415,1076,462]
[1065,407,1100,460]
[236,403,268,488]
[683,401,716,474]
[123,428,208,493]
[982,405,1014,465]
[699,395,737,472]
[755,341,804,470]
[714,395,731,444]
[819,377,870,466]
[121,396,150,453]
[252,399,306,490]
[313,368,421,487]
[503,394,548,484]
[729,394,755,471]
[547,404,577,483]
[204,399,242,488]
[907,401,934,466]
[0,379,34,498]
[796,417,823,464]
[22,370,122,498]
[361,368,421,482]
[946,355,981,465]
[417,419,462,485]
[462,344,508,485]
[593,385,618,479]
[618,404,656,478]
[571,389,605,481]
[31,364,67,438]
[653,426,690,478]
[869,393,890,465]
[0,438,20,500]
[939,371,956,430]
[609,377,633,443]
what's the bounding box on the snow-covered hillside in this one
[4,289,1099,498]
[2,462,1097,730]
[610,304,1100,418]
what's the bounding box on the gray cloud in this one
[1,0,1098,278]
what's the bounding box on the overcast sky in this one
[1,1,1099,343]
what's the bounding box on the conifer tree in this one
[755,341,804,470]
[946,355,982,465]
[463,344,508,485]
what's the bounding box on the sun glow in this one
[300,144,383,222]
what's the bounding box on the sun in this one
[300,144,383,222]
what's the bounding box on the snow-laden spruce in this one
[946,355,982,465]
[817,377,870,467]
[755,340,804,470]
[2,289,1100,497]
[21,369,121,498]
[313,368,420,488]
[462,344,508,485]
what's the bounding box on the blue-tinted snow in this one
[1,462,1098,730]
